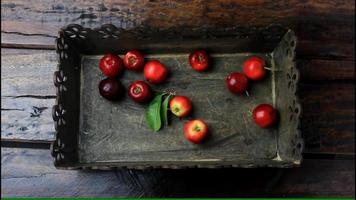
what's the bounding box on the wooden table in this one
[1,0,354,197]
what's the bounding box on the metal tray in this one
[51,24,303,169]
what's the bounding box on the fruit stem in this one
[198,55,205,63]
[129,56,136,65]
[174,107,180,113]
[245,90,250,97]
[264,67,272,71]
[133,87,142,94]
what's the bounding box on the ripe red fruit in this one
[99,78,125,101]
[184,119,208,144]
[243,56,266,81]
[143,60,168,84]
[123,50,145,71]
[128,80,152,103]
[99,53,124,77]
[226,72,249,94]
[169,96,192,117]
[189,50,210,72]
[252,104,277,128]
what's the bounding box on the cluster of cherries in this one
[226,56,277,128]
[98,50,163,103]
[98,50,209,144]
[98,49,276,144]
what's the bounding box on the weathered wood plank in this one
[1,96,55,141]
[1,49,57,141]
[296,41,354,60]
[1,0,354,60]
[1,48,56,96]
[1,148,354,197]
[1,0,353,40]
[1,48,355,154]
[0,147,153,197]
[297,59,355,81]
[300,83,355,154]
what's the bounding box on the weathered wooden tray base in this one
[79,53,276,164]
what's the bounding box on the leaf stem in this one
[162,88,177,96]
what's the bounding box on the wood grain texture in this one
[1,0,354,60]
[1,97,55,141]
[296,41,354,60]
[1,49,56,141]
[1,48,354,154]
[1,48,56,96]
[1,148,354,197]
[1,0,353,39]
[297,59,355,81]
[300,83,355,154]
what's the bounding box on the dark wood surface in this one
[1,148,354,197]
[1,0,354,197]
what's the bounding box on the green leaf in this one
[145,94,163,132]
[161,95,172,126]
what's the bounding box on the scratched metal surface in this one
[78,53,276,163]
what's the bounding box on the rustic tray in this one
[51,24,303,169]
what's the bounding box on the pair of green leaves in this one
[145,93,172,132]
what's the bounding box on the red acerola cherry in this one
[99,78,125,101]
[243,56,266,81]
[184,119,208,144]
[189,50,210,72]
[169,96,192,117]
[128,80,152,103]
[123,50,145,71]
[252,104,277,128]
[99,53,124,77]
[226,72,249,94]
[143,60,168,84]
